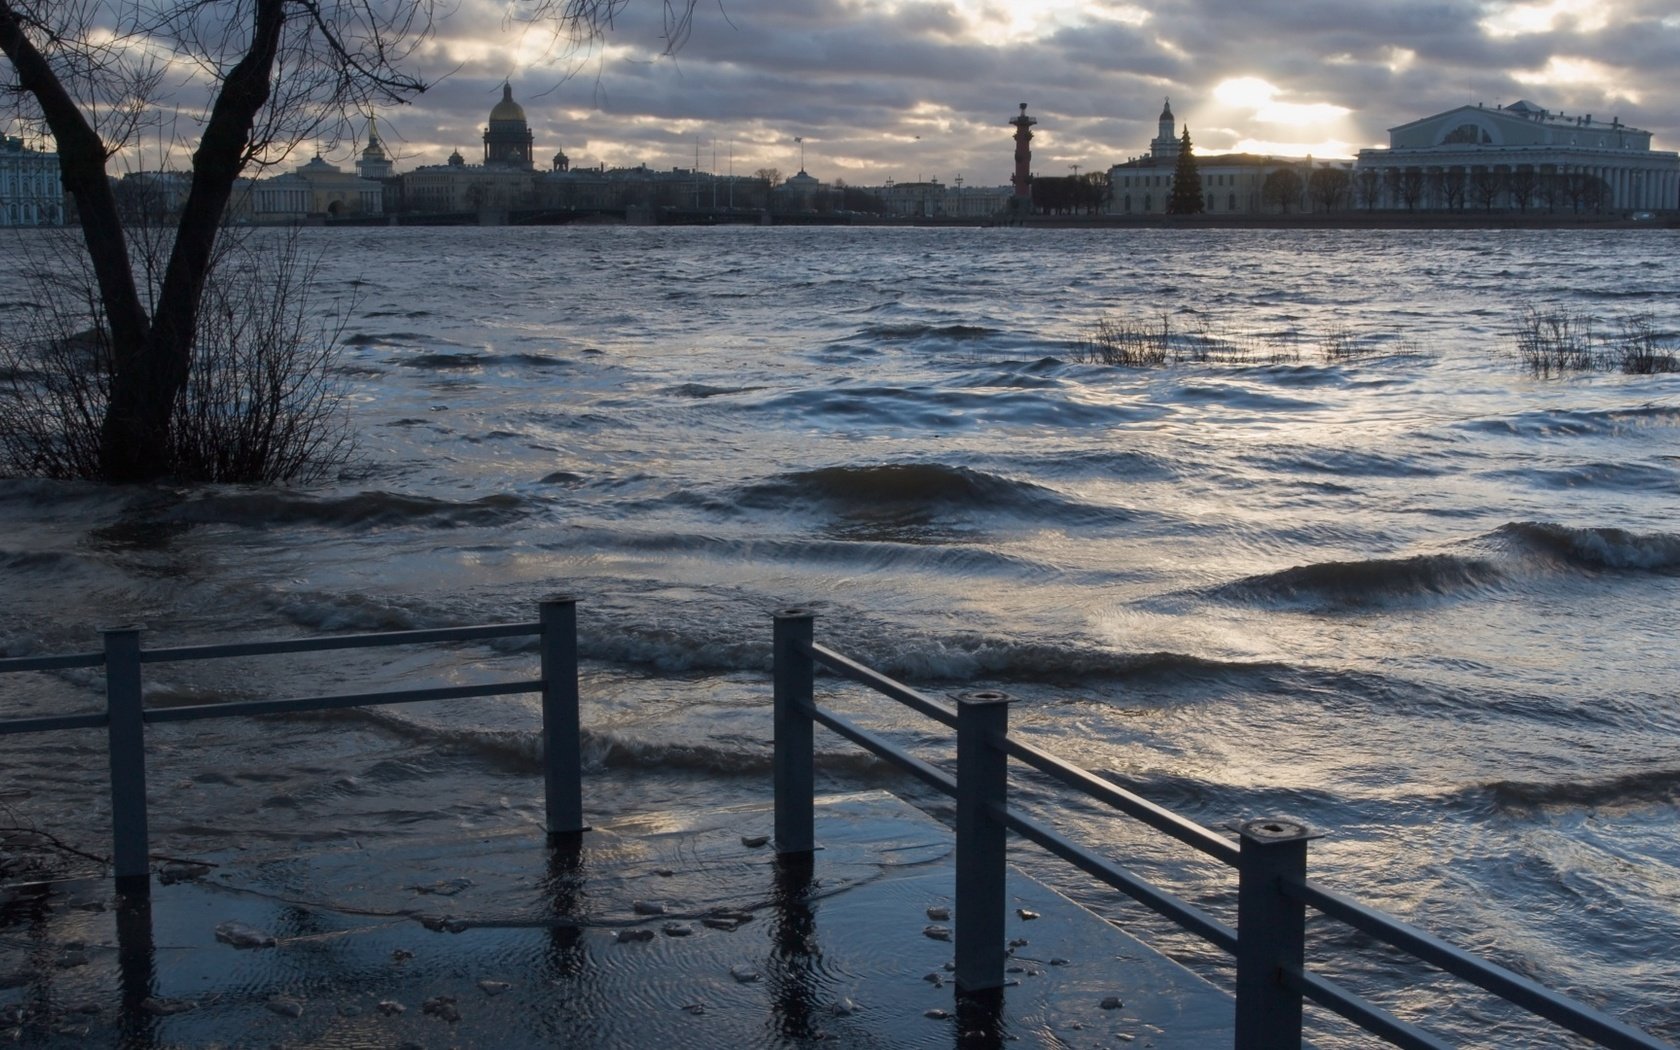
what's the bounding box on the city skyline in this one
[15,0,1680,188]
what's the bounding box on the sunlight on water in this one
[2,224,1678,1046]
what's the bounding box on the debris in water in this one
[477,980,510,997]
[391,948,414,963]
[213,921,275,949]
[376,1000,406,1016]
[663,922,693,937]
[1049,957,1070,966]
[140,998,196,1016]
[615,929,655,943]
[414,877,472,896]
[419,915,468,933]
[422,996,461,1022]
[653,868,675,877]
[1008,937,1028,949]
[682,1002,706,1015]
[925,905,951,921]
[265,996,304,1019]
[924,1008,951,1020]
[1016,908,1039,921]
[923,924,951,941]
[633,899,666,915]
[730,964,761,983]
[830,997,858,1016]
[922,972,944,986]
[701,917,740,931]
[741,834,769,848]
[1100,996,1124,1010]
[158,862,211,885]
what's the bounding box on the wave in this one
[1503,462,1680,493]
[662,382,766,399]
[1486,767,1680,810]
[1464,404,1680,439]
[858,322,999,341]
[1209,553,1506,609]
[730,462,1131,527]
[1495,521,1680,574]
[168,490,536,530]
[1203,521,1680,611]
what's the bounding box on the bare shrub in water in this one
[0,229,354,482]
[1077,313,1173,366]
[1610,315,1680,375]
[1513,305,1598,377]
[1075,313,1419,368]
[1510,305,1680,377]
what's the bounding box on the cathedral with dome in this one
[396,83,559,213]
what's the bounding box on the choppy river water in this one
[3,224,1678,1047]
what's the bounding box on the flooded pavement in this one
[0,791,1234,1048]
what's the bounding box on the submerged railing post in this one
[1235,818,1316,1050]
[955,690,1011,994]
[540,596,587,837]
[772,609,815,854]
[102,625,149,889]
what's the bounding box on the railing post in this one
[772,608,815,854]
[102,625,149,890]
[540,596,587,837]
[954,690,1012,995]
[1235,818,1317,1050]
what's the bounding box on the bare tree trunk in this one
[98,0,287,481]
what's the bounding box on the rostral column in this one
[1009,103,1037,204]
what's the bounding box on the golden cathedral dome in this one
[489,83,526,124]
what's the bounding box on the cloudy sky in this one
[98,0,1680,186]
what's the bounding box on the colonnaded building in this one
[1,134,64,226]
[1354,100,1679,212]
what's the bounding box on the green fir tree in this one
[1167,127,1205,215]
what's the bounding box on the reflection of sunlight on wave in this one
[1088,606,1292,667]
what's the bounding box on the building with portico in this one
[1354,100,1679,212]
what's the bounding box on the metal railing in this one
[770,608,1673,1050]
[0,597,588,890]
[1,601,1671,1049]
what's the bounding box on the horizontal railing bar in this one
[1287,967,1453,1050]
[0,652,104,673]
[1001,806,1239,955]
[805,642,958,729]
[1291,877,1675,1050]
[144,679,544,723]
[807,701,959,797]
[0,711,107,734]
[1003,735,1241,866]
[140,622,541,663]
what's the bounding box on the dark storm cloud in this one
[351,0,1680,183]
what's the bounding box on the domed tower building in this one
[483,83,535,169]
[1150,98,1181,162]
[357,118,393,180]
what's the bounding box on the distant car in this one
[1630,211,1656,221]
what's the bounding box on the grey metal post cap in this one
[957,690,1011,704]
[1238,818,1320,842]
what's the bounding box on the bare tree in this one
[1505,166,1537,212]
[1307,167,1349,213]
[1355,168,1382,211]
[1261,167,1303,213]
[1468,167,1504,211]
[754,167,783,189]
[1389,168,1425,211]
[0,0,694,482]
